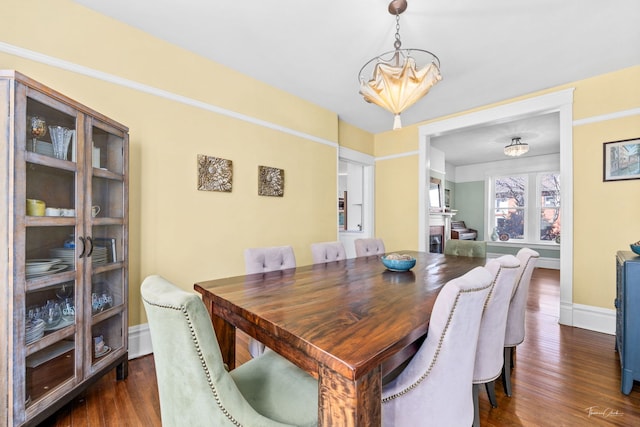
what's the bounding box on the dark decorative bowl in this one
[381,255,416,272]
[631,243,640,256]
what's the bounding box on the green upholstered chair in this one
[444,239,487,258]
[141,275,318,427]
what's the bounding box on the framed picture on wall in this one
[603,138,640,182]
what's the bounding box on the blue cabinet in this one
[616,251,640,395]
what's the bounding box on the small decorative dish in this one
[631,242,640,256]
[381,254,416,272]
[499,233,510,241]
[95,345,111,358]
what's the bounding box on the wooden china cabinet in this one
[0,70,129,427]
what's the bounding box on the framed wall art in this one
[603,138,640,182]
[197,154,233,192]
[258,165,284,197]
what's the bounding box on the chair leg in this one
[472,383,480,427]
[485,380,498,408]
[502,347,513,397]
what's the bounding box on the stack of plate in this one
[25,318,45,344]
[49,248,75,267]
[50,246,108,267]
[92,246,108,266]
[25,258,65,278]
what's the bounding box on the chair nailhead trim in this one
[382,283,492,403]
[143,297,244,426]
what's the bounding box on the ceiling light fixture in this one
[358,0,442,130]
[504,137,529,157]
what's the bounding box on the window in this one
[489,172,560,243]
[539,173,561,241]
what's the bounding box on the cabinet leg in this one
[116,358,129,380]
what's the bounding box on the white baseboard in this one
[128,323,153,359]
[487,254,560,270]
[571,303,616,335]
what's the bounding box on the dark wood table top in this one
[194,251,486,381]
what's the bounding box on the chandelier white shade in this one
[358,0,441,130]
[504,137,529,157]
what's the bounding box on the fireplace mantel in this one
[429,211,457,253]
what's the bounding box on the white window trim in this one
[487,171,560,245]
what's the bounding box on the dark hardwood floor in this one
[40,268,640,426]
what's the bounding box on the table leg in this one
[318,364,382,427]
[203,294,236,370]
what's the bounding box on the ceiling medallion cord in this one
[358,0,442,130]
[504,137,530,157]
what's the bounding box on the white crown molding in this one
[573,108,640,126]
[375,150,419,162]
[0,41,338,149]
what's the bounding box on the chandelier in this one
[358,0,442,130]
[504,137,529,157]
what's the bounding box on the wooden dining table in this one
[194,250,486,426]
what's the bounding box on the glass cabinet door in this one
[22,88,83,409]
[86,118,128,372]
[2,70,129,427]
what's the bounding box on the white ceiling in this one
[73,0,639,164]
[431,112,560,166]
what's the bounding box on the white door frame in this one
[417,88,575,326]
[338,147,375,259]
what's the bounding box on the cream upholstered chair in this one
[381,266,493,426]
[444,239,487,258]
[354,238,386,257]
[310,241,346,264]
[472,255,520,427]
[244,245,297,357]
[244,245,296,274]
[141,275,318,427]
[502,248,540,397]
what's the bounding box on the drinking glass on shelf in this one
[49,126,73,160]
[29,116,47,152]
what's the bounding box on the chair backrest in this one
[381,266,493,426]
[140,275,281,426]
[504,248,540,347]
[354,238,386,257]
[311,241,346,264]
[444,239,487,258]
[244,245,296,274]
[473,255,520,383]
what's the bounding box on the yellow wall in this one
[338,120,374,155]
[374,65,640,310]
[1,0,340,326]
[2,0,638,324]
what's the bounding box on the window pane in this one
[540,173,560,207]
[540,208,561,241]
[494,176,526,208]
[494,208,525,240]
[539,173,561,241]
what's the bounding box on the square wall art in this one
[258,165,284,197]
[197,154,233,192]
